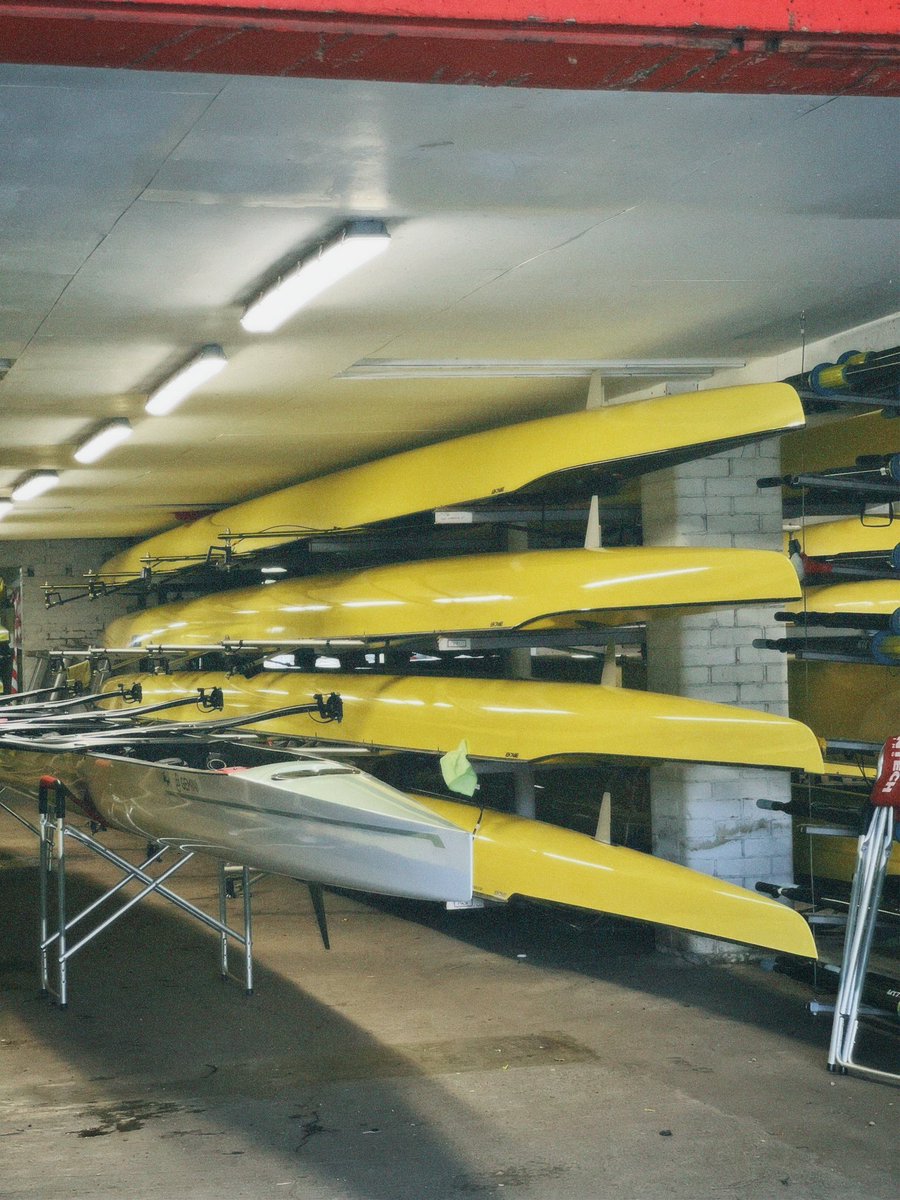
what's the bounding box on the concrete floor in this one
[0,794,897,1200]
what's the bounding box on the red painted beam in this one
[0,2,897,95]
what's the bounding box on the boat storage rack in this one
[828,737,900,1085]
[0,775,255,1007]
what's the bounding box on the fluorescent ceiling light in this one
[338,358,746,380]
[74,418,133,464]
[260,566,287,575]
[0,499,13,520]
[241,219,390,334]
[11,470,59,502]
[146,345,227,416]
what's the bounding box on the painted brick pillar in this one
[641,436,795,960]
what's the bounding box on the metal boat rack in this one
[827,739,900,1085]
[0,777,255,1008]
[759,739,900,1084]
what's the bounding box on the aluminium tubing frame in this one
[827,803,898,1085]
[0,781,254,1007]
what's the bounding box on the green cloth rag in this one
[440,739,478,797]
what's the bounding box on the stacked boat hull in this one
[99,382,804,579]
[104,545,802,649]
[100,670,824,773]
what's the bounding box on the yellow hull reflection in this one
[101,382,803,578]
[102,670,824,772]
[413,795,817,959]
[105,546,802,649]
[788,660,900,744]
[781,409,899,476]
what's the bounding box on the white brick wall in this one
[0,539,136,686]
[641,441,794,959]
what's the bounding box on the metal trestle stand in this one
[0,777,255,1007]
[827,738,900,1085]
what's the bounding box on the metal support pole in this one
[513,766,536,820]
[59,850,198,963]
[242,865,253,995]
[37,790,50,996]
[218,861,229,980]
[55,787,67,1008]
[35,777,68,1006]
[41,844,168,946]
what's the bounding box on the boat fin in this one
[599,641,620,688]
[308,883,331,950]
[412,796,817,960]
[594,791,612,844]
[584,495,601,549]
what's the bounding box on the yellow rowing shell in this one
[104,546,802,649]
[102,670,825,772]
[415,795,816,958]
[790,515,898,558]
[782,579,899,621]
[101,382,804,579]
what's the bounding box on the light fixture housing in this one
[74,418,133,464]
[146,345,227,416]
[11,470,60,502]
[241,219,390,334]
[337,358,746,380]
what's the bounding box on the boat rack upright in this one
[827,738,900,1085]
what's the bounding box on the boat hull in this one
[100,670,825,772]
[104,546,802,649]
[0,744,474,903]
[789,515,898,559]
[101,382,804,578]
[783,579,899,623]
[0,738,815,957]
[413,795,817,959]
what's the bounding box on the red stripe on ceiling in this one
[0,3,897,95]
[12,2,897,37]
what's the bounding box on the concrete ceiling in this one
[0,62,897,542]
